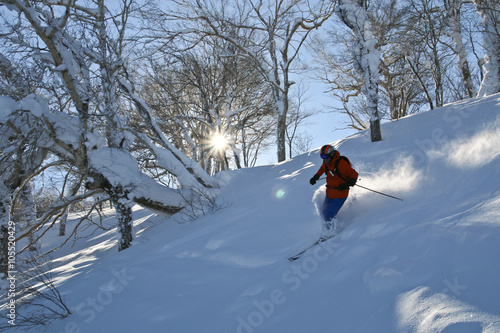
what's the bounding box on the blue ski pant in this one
[322,197,347,222]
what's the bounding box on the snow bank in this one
[397,287,500,332]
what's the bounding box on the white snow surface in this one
[5,94,500,332]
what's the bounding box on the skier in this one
[309,145,358,240]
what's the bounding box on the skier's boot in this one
[319,218,336,242]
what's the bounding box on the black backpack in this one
[325,156,351,181]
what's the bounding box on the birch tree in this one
[443,0,478,98]
[473,0,500,96]
[20,183,38,251]
[337,0,383,142]
[0,96,49,278]
[57,172,83,237]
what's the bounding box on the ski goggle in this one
[321,154,331,159]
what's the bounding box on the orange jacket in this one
[315,151,358,199]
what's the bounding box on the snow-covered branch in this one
[118,76,216,188]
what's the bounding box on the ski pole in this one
[354,184,404,201]
[317,177,403,201]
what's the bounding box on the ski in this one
[288,236,335,262]
[288,245,315,261]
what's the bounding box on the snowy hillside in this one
[7,94,500,332]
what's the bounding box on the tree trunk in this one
[59,208,68,237]
[276,110,287,162]
[474,0,500,96]
[338,0,382,142]
[59,176,82,236]
[456,48,477,98]
[445,0,478,98]
[232,149,242,170]
[116,201,133,252]
[21,183,38,251]
[366,55,382,142]
[108,186,133,252]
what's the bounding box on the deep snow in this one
[3,94,500,332]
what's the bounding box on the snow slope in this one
[6,94,500,332]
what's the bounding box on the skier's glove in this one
[346,178,357,187]
[337,183,349,190]
[309,174,320,185]
[338,178,356,190]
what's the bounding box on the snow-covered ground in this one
[4,94,500,332]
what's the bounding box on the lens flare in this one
[271,184,288,201]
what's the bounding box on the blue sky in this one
[257,79,358,165]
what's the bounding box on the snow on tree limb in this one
[87,148,186,212]
[118,76,216,189]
